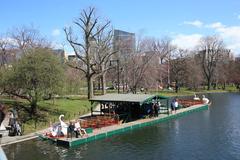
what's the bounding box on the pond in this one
[3,93,240,160]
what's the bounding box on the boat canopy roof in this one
[90,94,168,105]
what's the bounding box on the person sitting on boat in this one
[193,94,200,101]
[48,122,60,137]
[57,125,64,137]
[67,121,75,138]
[202,95,209,104]
[74,119,87,138]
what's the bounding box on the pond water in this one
[3,93,240,160]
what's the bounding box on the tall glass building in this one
[113,29,135,57]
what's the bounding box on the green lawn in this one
[149,86,238,97]
[0,96,92,134]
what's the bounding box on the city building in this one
[52,49,67,63]
[235,56,240,62]
[67,54,77,61]
[0,49,17,66]
[113,29,136,57]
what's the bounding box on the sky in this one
[1,0,240,55]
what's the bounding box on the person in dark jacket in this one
[67,121,75,138]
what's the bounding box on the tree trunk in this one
[122,79,125,93]
[30,100,37,116]
[223,82,226,90]
[87,76,94,99]
[207,79,211,90]
[98,77,101,90]
[101,73,106,95]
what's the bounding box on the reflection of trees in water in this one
[4,137,90,160]
[4,140,59,160]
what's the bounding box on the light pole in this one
[110,59,120,94]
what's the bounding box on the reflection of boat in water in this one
[0,146,7,160]
[207,101,212,106]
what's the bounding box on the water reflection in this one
[3,93,240,160]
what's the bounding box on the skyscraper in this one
[113,29,135,57]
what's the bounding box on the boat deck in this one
[39,104,209,147]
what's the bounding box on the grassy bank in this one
[0,96,92,134]
[151,87,235,97]
[97,85,238,97]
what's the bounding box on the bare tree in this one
[153,38,176,87]
[197,35,226,90]
[10,25,49,53]
[93,28,116,95]
[154,37,175,64]
[233,60,240,90]
[214,51,232,90]
[170,49,188,92]
[127,38,156,93]
[64,7,112,99]
[185,52,204,90]
[0,35,12,67]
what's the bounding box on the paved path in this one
[0,105,101,146]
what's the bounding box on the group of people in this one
[68,119,87,138]
[0,104,22,136]
[49,117,87,139]
[150,101,161,117]
[8,111,22,136]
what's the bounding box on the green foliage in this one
[1,48,64,114]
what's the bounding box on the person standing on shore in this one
[171,99,178,113]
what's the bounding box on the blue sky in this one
[1,0,240,54]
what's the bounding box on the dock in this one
[39,104,209,147]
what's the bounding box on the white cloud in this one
[0,37,17,46]
[52,29,61,36]
[179,19,240,54]
[183,20,203,28]
[203,22,240,54]
[181,20,240,54]
[205,22,225,29]
[215,25,240,54]
[172,34,203,49]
